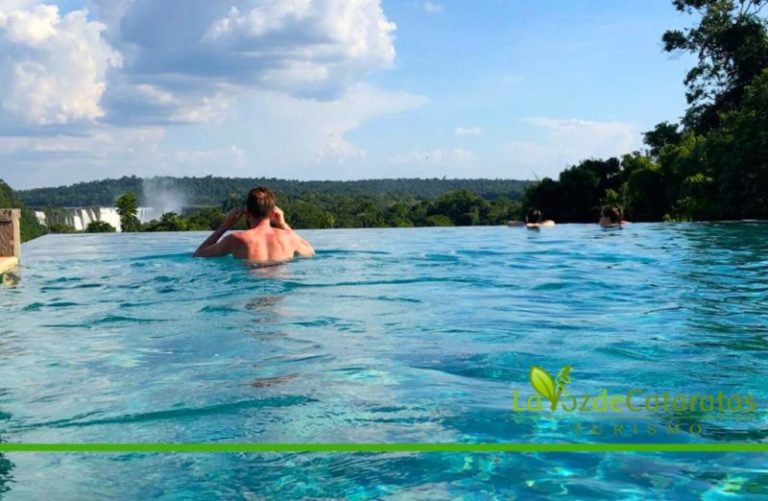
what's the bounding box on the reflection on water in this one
[1,224,767,498]
[250,373,299,388]
[245,295,284,311]
[1,270,20,288]
[0,406,15,495]
[247,260,291,277]
[0,448,12,496]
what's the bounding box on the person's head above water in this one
[246,186,276,225]
[526,208,542,224]
[600,205,623,226]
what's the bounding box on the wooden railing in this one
[0,209,21,275]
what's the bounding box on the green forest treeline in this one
[17,178,532,234]
[4,176,532,237]
[18,177,529,208]
[46,186,529,234]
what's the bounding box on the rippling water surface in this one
[1,224,768,499]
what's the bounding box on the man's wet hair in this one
[246,187,276,220]
[601,205,623,223]
[526,208,542,224]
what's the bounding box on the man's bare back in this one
[194,191,315,262]
[229,222,314,262]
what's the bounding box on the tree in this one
[662,0,768,132]
[428,190,488,226]
[521,177,562,221]
[643,121,683,157]
[620,153,667,220]
[143,212,188,232]
[657,133,718,219]
[425,215,453,226]
[710,66,768,217]
[0,179,47,242]
[677,173,721,219]
[116,192,141,232]
[186,207,225,230]
[384,201,415,227]
[624,165,669,221]
[222,192,245,212]
[486,196,519,224]
[47,223,76,234]
[522,158,622,223]
[289,201,335,229]
[86,221,116,233]
[352,196,386,228]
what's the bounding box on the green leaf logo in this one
[529,365,572,411]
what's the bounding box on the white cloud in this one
[505,117,640,178]
[0,125,167,188]
[173,145,246,166]
[0,127,251,188]
[238,83,428,173]
[454,126,482,136]
[0,126,164,156]
[0,83,428,187]
[0,1,428,187]
[100,75,240,126]
[0,1,37,11]
[169,93,233,125]
[43,0,402,127]
[203,0,396,97]
[376,147,476,178]
[0,4,121,126]
[388,147,473,164]
[315,132,367,163]
[88,0,397,109]
[422,2,443,14]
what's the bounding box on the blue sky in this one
[0,0,695,189]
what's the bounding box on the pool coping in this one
[0,256,19,275]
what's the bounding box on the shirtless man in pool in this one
[194,187,315,262]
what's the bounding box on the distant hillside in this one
[0,180,47,242]
[17,176,532,208]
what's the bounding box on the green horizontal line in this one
[1,443,768,453]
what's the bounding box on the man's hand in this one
[270,206,289,229]
[221,208,244,229]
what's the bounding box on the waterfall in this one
[33,207,119,232]
[137,207,160,224]
[34,207,169,232]
[98,208,123,232]
[77,209,93,231]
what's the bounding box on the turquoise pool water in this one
[1,223,767,499]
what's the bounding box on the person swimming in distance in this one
[599,205,630,228]
[194,186,315,262]
[525,208,555,229]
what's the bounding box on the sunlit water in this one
[1,224,768,499]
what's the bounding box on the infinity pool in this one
[1,224,767,498]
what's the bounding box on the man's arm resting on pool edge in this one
[194,208,243,258]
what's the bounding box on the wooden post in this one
[0,209,21,275]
